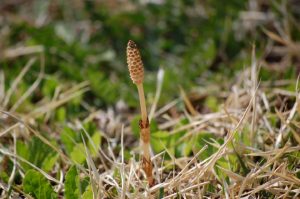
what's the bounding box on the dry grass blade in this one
[162,182,210,199]
[0,110,70,163]
[0,148,62,185]
[263,28,300,54]
[81,132,101,198]
[2,57,36,107]
[3,45,44,59]
[120,125,126,199]
[149,68,164,122]
[0,70,4,103]
[10,54,45,112]
[250,45,257,146]
[2,2,300,198]
[275,90,300,148]
[180,86,197,116]
[28,82,89,118]
[204,89,255,171]
[0,122,20,138]
[7,131,17,192]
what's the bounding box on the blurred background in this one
[0,0,299,116]
[1,1,300,197]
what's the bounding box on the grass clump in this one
[0,1,300,198]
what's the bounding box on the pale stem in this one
[141,140,150,159]
[137,83,147,124]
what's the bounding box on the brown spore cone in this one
[126,40,144,84]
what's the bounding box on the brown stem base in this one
[139,118,155,187]
[142,156,154,186]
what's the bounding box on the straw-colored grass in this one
[1,2,300,196]
[0,42,299,198]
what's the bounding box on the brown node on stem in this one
[127,40,144,84]
[139,119,150,143]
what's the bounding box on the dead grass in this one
[0,1,300,197]
[0,46,299,198]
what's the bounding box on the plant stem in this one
[137,83,147,124]
[136,83,154,186]
[139,118,154,186]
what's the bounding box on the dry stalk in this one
[126,40,154,186]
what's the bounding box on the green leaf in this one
[65,166,80,199]
[151,131,169,153]
[42,154,59,172]
[80,177,90,194]
[23,170,57,199]
[88,131,101,157]
[130,115,140,138]
[0,172,9,184]
[41,77,58,97]
[62,124,101,163]
[205,96,218,112]
[150,119,159,133]
[196,132,217,159]
[61,127,78,154]
[82,185,93,199]
[159,187,164,198]
[202,39,216,66]
[17,137,57,172]
[55,107,66,122]
[16,140,30,170]
[215,156,234,182]
[70,143,86,164]
[183,137,196,156]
